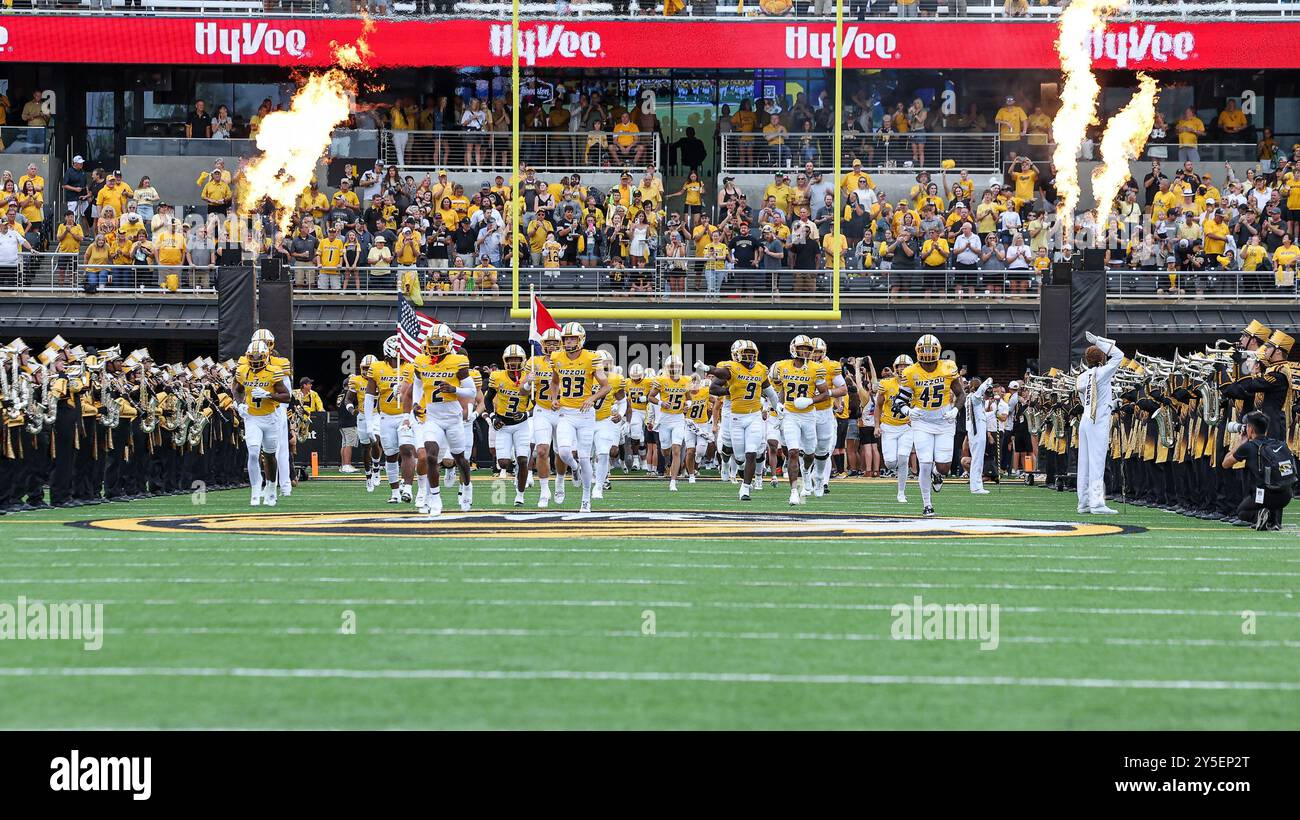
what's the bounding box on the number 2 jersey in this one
[411,352,471,417]
[899,360,959,426]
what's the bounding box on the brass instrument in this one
[1025,404,1045,435]
[139,368,160,434]
[1049,404,1066,440]
[1153,403,1177,448]
[25,366,57,435]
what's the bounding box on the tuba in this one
[1153,403,1177,448]
[139,369,160,434]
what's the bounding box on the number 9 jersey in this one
[899,360,959,426]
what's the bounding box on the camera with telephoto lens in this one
[1227,421,1243,434]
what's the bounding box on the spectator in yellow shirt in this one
[995,97,1028,162]
[1175,107,1205,161]
[54,212,84,287]
[201,175,232,217]
[296,377,325,413]
[96,176,131,220]
[763,113,791,167]
[317,224,346,291]
[1217,99,1249,140]
[474,256,500,293]
[297,181,328,220]
[765,172,796,216]
[611,112,644,166]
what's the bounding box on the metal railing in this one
[6,252,1298,302]
[720,131,999,176]
[380,129,659,174]
[1143,143,1261,163]
[124,129,380,159]
[4,0,1300,20]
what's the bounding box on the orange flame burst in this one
[1092,72,1159,234]
[237,21,373,231]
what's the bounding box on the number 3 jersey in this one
[899,360,959,427]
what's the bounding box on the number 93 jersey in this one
[899,360,959,424]
[548,349,602,409]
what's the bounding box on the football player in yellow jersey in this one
[546,322,610,513]
[894,334,966,518]
[683,376,714,485]
[770,334,830,506]
[624,362,652,473]
[246,328,295,498]
[487,344,534,506]
[809,337,849,496]
[528,327,565,508]
[590,352,627,500]
[403,324,475,517]
[233,340,290,506]
[367,335,417,504]
[705,339,780,500]
[343,353,382,492]
[648,354,693,491]
[874,354,917,503]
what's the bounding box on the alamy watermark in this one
[891,595,999,651]
[0,596,104,651]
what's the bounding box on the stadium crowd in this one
[7,85,1299,297]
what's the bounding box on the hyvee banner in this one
[0,18,1291,69]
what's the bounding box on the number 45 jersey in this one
[899,360,959,429]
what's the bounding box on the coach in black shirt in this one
[185,100,211,139]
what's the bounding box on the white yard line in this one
[0,666,1296,691]
[0,575,1292,594]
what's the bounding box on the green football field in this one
[0,471,1297,730]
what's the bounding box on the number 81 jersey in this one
[899,360,959,425]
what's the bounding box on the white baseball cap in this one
[72,155,85,164]
[1009,380,1022,389]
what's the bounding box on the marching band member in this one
[1075,331,1125,514]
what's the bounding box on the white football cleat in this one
[514,491,526,507]
[669,479,678,492]
[812,481,824,498]
[739,484,751,501]
[1077,505,1088,514]
[579,498,592,513]
[250,489,262,506]
[592,487,604,500]
[388,489,401,504]
[263,486,277,507]
[555,485,566,504]
[789,488,801,506]
[526,472,535,488]
[1089,505,1119,514]
[400,489,413,504]
[538,488,551,509]
[365,472,376,493]
[972,488,991,495]
[688,474,696,484]
[339,465,357,474]
[897,492,908,503]
[416,486,427,509]
[427,490,442,517]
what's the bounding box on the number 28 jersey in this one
[899,360,959,423]
[770,359,825,414]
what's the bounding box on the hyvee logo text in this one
[488,24,601,66]
[785,26,897,67]
[1086,25,1194,68]
[195,22,306,63]
[50,751,151,801]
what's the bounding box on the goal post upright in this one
[508,1,846,341]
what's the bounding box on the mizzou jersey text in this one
[236,364,281,417]
[654,374,692,415]
[770,359,825,413]
[721,360,768,414]
[411,352,470,406]
[489,370,533,418]
[369,360,412,415]
[548,349,603,409]
[594,373,625,421]
[877,376,910,426]
[900,360,959,420]
[347,374,369,406]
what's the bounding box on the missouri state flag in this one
[528,293,561,357]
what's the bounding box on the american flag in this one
[397,294,465,360]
